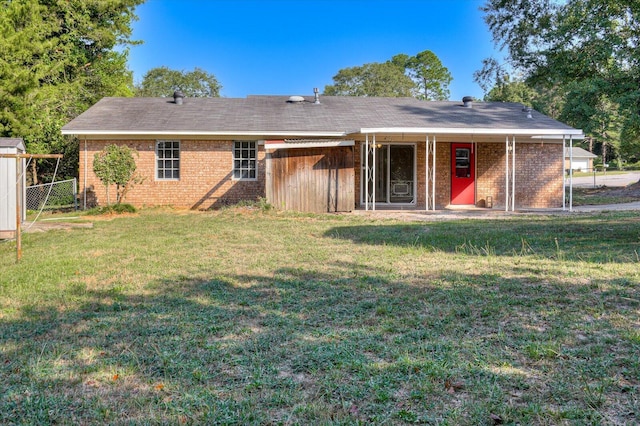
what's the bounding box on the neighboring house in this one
[0,138,26,239]
[565,147,597,171]
[62,93,583,213]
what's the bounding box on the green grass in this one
[571,187,639,206]
[1,208,639,424]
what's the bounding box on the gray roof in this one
[62,95,581,137]
[0,137,25,151]
[565,147,597,158]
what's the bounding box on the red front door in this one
[451,143,475,205]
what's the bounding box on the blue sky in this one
[128,0,500,100]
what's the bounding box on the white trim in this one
[155,140,181,181]
[232,141,258,181]
[61,130,346,137]
[355,127,584,137]
[532,134,585,140]
[360,142,417,208]
[62,128,585,139]
[264,140,354,149]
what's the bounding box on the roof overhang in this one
[353,127,584,138]
[60,129,346,138]
[265,139,354,149]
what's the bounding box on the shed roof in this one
[0,138,25,152]
[62,95,582,138]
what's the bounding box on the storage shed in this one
[0,138,26,239]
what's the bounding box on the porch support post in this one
[505,136,509,211]
[425,135,436,210]
[365,134,369,211]
[568,135,573,212]
[505,136,516,211]
[364,133,376,211]
[511,135,516,211]
[372,134,376,211]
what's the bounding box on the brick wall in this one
[79,139,265,209]
[79,138,562,211]
[354,140,563,209]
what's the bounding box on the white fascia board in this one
[531,134,585,140]
[265,140,355,149]
[61,130,346,137]
[354,127,584,136]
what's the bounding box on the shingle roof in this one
[0,138,25,151]
[565,147,597,158]
[62,95,581,137]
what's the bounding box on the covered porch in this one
[352,128,583,212]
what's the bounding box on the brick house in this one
[62,93,583,212]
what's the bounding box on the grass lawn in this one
[1,208,639,424]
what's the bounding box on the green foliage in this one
[93,144,138,205]
[324,50,452,100]
[136,66,221,97]
[85,203,136,215]
[406,50,452,100]
[483,75,537,106]
[479,0,640,165]
[323,62,414,97]
[0,0,143,181]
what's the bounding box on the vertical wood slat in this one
[266,147,354,213]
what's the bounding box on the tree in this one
[93,144,138,205]
[406,50,452,100]
[0,0,143,182]
[324,50,452,99]
[323,62,414,97]
[479,0,640,165]
[136,67,221,97]
[484,77,537,105]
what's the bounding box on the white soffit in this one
[60,130,346,137]
[265,139,355,149]
[355,127,584,137]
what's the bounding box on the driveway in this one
[569,171,640,188]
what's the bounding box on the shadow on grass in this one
[2,263,639,424]
[324,213,640,263]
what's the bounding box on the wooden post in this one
[16,157,21,261]
[0,153,63,262]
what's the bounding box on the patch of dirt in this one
[23,221,94,233]
[581,180,640,198]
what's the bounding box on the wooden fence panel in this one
[266,147,354,213]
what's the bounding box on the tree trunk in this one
[31,160,38,186]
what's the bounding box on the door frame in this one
[450,142,476,205]
[360,142,417,207]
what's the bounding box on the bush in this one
[85,203,136,216]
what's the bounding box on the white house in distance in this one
[565,147,597,171]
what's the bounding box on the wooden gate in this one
[266,146,354,213]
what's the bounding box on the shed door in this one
[451,143,475,205]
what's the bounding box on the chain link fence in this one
[26,178,77,211]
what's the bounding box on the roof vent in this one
[313,88,320,104]
[173,90,184,105]
[462,96,473,108]
[287,95,305,103]
[524,106,533,119]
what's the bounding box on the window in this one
[233,141,257,180]
[156,141,180,180]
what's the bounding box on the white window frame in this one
[233,141,258,180]
[156,140,180,180]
